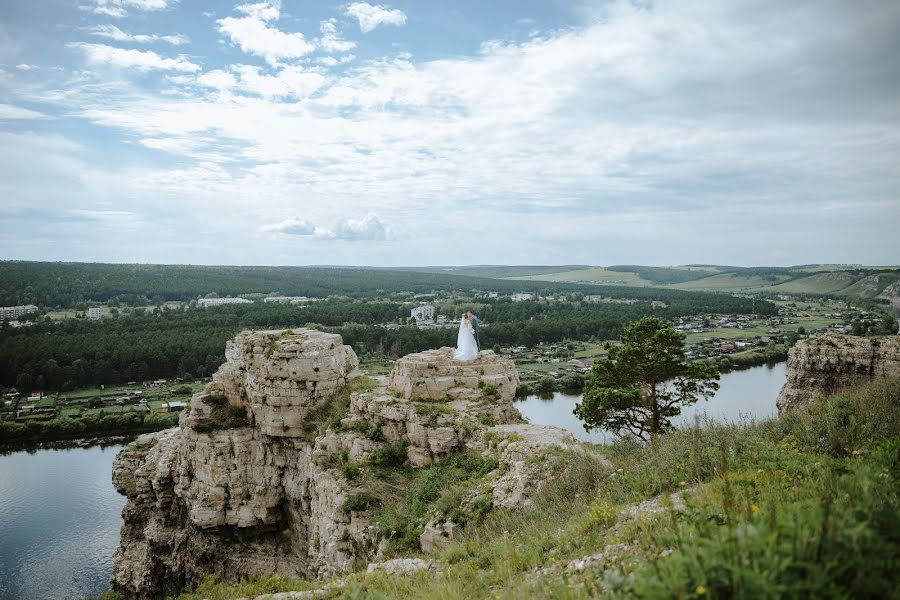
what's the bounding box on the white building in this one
[264,296,320,304]
[410,305,435,320]
[198,297,253,307]
[510,293,533,302]
[88,307,101,321]
[0,304,38,320]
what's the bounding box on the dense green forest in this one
[1,292,775,391]
[0,262,689,307]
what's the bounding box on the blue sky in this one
[1,0,898,266]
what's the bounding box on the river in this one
[514,362,787,444]
[0,444,126,600]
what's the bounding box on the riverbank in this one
[0,433,139,455]
[0,415,177,453]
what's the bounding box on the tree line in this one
[1,293,775,392]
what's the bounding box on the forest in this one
[1,261,785,308]
[1,291,775,392]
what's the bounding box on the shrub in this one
[368,443,408,468]
[343,493,379,512]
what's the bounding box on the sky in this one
[1,0,899,267]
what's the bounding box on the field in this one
[507,268,652,286]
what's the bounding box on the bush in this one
[368,443,408,468]
[343,493,379,512]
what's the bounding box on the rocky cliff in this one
[776,333,900,412]
[111,333,576,599]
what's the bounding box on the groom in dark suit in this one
[467,310,480,351]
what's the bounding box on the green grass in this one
[152,377,899,600]
[507,267,652,286]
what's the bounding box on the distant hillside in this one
[397,265,588,279]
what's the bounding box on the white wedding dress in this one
[453,317,479,361]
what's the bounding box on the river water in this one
[514,362,787,444]
[0,363,787,600]
[0,444,126,600]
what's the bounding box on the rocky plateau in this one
[110,331,581,599]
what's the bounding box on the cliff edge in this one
[110,331,578,599]
[776,333,900,412]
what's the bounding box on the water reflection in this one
[0,444,126,600]
[514,363,787,444]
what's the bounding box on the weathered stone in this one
[479,424,601,509]
[366,558,434,575]
[111,330,368,600]
[777,333,900,412]
[388,348,519,403]
[419,520,457,553]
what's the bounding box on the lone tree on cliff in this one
[574,317,719,442]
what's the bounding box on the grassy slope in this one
[507,268,653,286]
[152,378,900,600]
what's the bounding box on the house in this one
[88,307,101,321]
[410,305,436,321]
[146,379,168,388]
[198,297,253,307]
[511,293,533,302]
[264,296,320,304]
[720,344,737,353]
[0,304,39,320]
[168,401,187,411]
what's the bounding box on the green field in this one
[507,267,652,286]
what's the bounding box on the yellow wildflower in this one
[751,504,760,514]
[696,585,707,595]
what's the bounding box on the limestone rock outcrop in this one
[776,333,900,412]
[111,334,527,598]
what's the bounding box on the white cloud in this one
[80,0,171,18]
[318,19,356,53]
[0,103,44,119]
[196,64,325,99]
[15,63,36,71]
[331,213,388,241]
[69,42,200,72]
[217,1,314,66]
[261,216,316,235]
[262,213,388,241]
[88,25,188,45]
[10,0,900,265]
[196,69,237,90]
[345,2,407,33]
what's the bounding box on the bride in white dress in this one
[453,313,479,361]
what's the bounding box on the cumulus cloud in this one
[217,1,314,66]
[262,213,388,241]
[196,64,325,99]
[261,216,317,235]
[88,25,188,45]
[331,213,388,241]
[15,63,36,71]
[80,0,171,18]
[318,19,356,53]
[345,2,407,33]
[69,42,200,72]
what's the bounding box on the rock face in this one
[111,330,362,599]
[110,335,528,598]
[777,333,900,412]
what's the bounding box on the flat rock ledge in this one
[389,348,519,402]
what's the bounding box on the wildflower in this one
[751,504,760,514]
[696,585,707,595]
